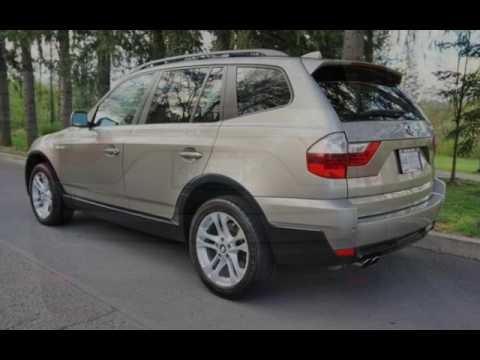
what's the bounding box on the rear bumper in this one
[258,177,446,265]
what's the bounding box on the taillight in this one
[307,133,348,179]
[307,133,381,179]
[347,141,381,166]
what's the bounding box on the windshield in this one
[317,81,425,122]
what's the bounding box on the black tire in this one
[189,195,274,299]
[29,163,74,226]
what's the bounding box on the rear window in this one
[314,65,425,122]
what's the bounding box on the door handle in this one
[179,148,203,161]
[104,146,121,157]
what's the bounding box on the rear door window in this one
[145,68,209,124]
[193,67,225,123]
[236,67,291,116]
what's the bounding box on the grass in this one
[435,155,480,175]
[436,179,480,238]
[7,80,63,152]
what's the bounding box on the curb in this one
[1,149,479,262]
[0,149,26,163]
[414,231,480,262]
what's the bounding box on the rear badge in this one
[404,123,416,137]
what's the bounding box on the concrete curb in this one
[0,149,26,164]
[414,231,480,262]
[1,149,479,262]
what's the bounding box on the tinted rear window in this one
[313,65,424,122]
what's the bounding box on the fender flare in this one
[173,173,270,233]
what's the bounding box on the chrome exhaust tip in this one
[353,256,380,269]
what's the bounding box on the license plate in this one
[398,148,423,174]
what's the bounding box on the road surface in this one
[1,155,480,329]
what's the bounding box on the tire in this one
[29,163,74,226]
[189,195,274,299]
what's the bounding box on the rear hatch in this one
[311,62,435,218]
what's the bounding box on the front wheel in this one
[29,163,74,226]
[189,196,273,299]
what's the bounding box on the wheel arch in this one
[174,174,270,245]
[25,151,60,194]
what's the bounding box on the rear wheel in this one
[189,195,273,299]
[29,163,74,226]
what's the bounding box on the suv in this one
[25,49,446,298]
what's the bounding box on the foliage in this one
[434,30,480,181]
[436,179,480,238]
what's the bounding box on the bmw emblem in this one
[404,123,415,137]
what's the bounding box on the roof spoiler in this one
[304,59,403,87]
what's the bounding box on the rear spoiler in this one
[302,59,403,87]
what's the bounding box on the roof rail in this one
[129,49,289,74]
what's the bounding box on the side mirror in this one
[70,111,89,127]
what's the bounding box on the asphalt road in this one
[1,155,480,330]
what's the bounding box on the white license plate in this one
[398,148,423,174]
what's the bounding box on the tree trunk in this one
[151,30,165,60]
[365,30,374,63]
[49,41,55,124]
[342,30,365,61]
[96,30,111,99]
[213,30,232,51]
[58,30,72,128]
[0,37,11,146]
[450,120,460,182]
[21,39,38,148]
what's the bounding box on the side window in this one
[193,67,224,123]
[94,73,154,127]
[145,68,209,124]
[236,67,291,116]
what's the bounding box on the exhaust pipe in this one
[353,256,380,269]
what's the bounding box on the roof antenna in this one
[302,51,322,59]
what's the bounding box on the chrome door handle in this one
[179,148,203,161]
[104,146,120,157]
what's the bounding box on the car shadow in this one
[66,211,427,310]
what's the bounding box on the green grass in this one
[436,179,480,238]
[435,155,480,175]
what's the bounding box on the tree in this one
[343,30,365,61]
[0,33,11,146]
[304,30,344,59]
[163,30,202,56]
[95,30,114,99]
[150,30,166,59]
[57,30,73,128]
[211,30,233,51]
[435,30,480,182]
[7,31,40,147]
[401,31,421,102]
[224,30,344,58]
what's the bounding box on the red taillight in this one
[335,248,355,257]
[347,141,381,166]
[307,153,348,179]
[307,133,380,179]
